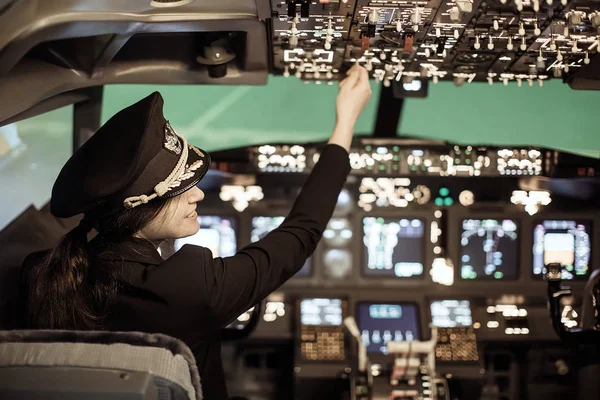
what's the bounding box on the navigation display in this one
[362,217,425,278]
[252,216,311,277]
[174,215,237,257]
[430,300,473,328]
[460,219,519,280]
[300,298,343,326]
[533,219,592,279]
[356,302,420,354]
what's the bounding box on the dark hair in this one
[26,198,171,330]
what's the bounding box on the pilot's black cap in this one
[50,92,211,219]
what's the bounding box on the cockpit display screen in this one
[356,302,420,354]
[533,220,592,279]
[252,216,311,277]
[430,300,473,327]
[460,219,519,280]
[362,217,425,278]
[174,216,237,257]
[300,298,343,326]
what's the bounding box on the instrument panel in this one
[210,139,597,398]
[268,0,600,89]
[182,185,597,349]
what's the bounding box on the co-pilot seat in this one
[0,330,203,400]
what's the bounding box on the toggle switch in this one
[450,7,461,22]
[515,0,523,11]
[368,9,380,24]
[411,5,421,31]
[590,12,600,29]
[536,49,545,69]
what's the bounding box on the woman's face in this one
[137,186,205,241]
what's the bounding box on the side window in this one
[0,106,73,230]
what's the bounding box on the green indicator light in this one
[494,271,504,279]
[439,187,450,197]
[435,198,444,206]
[444,197,454,206]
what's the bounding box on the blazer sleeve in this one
[178,144,351,328]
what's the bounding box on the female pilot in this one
[17,65,372,400]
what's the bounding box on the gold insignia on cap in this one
[164,121,182,155]
[123,131,207,210]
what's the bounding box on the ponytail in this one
[26,219,97,329]
[25,197,171,330]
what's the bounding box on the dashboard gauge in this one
[460,219,519,280]
[323,249,353,279]
[459,190,475,206]
[323,218,353,248]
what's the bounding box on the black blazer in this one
[18,144,351,400]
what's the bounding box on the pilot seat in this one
[0,329,203,400]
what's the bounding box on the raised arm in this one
[192,65,372,327]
